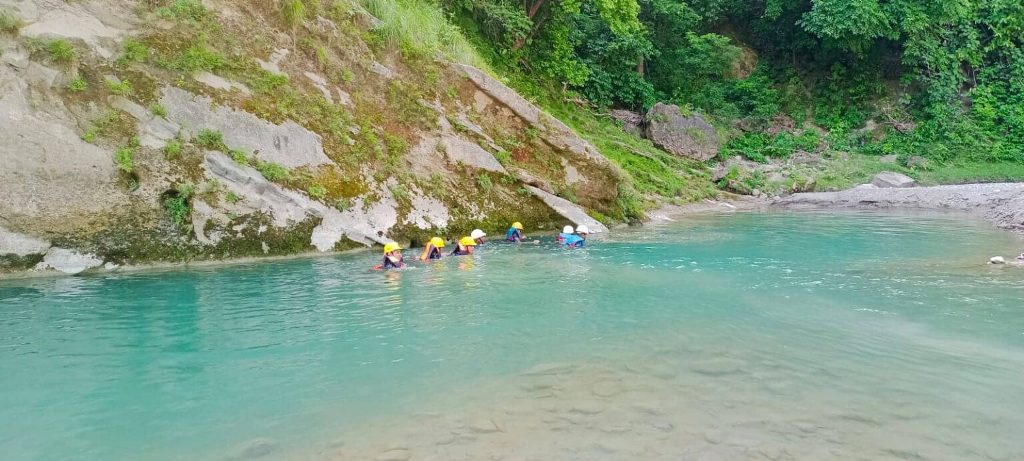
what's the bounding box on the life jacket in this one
[506,227,523,242]
[562,234,584,248]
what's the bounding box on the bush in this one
[67,77,87,92]
[46,39,76,63]
[163,182,196,229]
[363,0,484,66]
[476,173,493,193]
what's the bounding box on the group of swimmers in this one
[375,222,593,270]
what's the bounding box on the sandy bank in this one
[773,183,1024,233]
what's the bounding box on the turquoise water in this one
[2,210,1023,461]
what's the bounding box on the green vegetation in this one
[363,0,483,66]
[156,0,211,23]
[163,139,183,158]
[149,103,167,117]
[229,148,250,166]
[163,42,229,72]
[117,38,149,66]
[307,183,327,199]
[67,77,87,92]
[254,160,290,181]
[225,191,241,203]
[444,0,1024,187]
[476,173,493,193]
[0,9,21,33]
[163,182,196,230]
[115,137,141,174]
[195,129,227,151]
[105,78,133,97]
[45,39,76,63]
[82,111,136,143]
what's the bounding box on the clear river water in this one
[2,210,1023,461]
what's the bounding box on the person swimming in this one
[471,229,487,245]
[451,236,477,256]
[419,237,446,261]
[375,242,405,270]
[572,224,590,248]
[557,225,584,248]
[506,221,524,242]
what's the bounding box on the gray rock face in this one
[441,135,506,173]
[454,64,614,169]
[36,248,103,274]
[871,171,916,188]
[609,109,644,137]
[161,87,331,169]
[193,72,251,96]
[0,225,51,256]
[526,186,608,233]
[19,7,122,59]
[645,103,719,161]
[774,183,1024,232]
[0,65,128,230]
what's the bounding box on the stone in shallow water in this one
[468,418,501,433]
[690,358,747,376]
[227,437,277,459]
[375,448,411,461]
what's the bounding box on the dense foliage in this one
[445,0,1024,163]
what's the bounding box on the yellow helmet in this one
[459,236,478,247]
[429,237,446,248]
[383,242,401,254]
[512,222,523,230]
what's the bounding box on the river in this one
[2,210,1023,460]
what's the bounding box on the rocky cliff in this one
[0,0,623,274]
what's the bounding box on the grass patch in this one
[163,138,183,158]
[162,42,229,72]
[255,160,291,181]
[195,128,227,151]
[67,76,87,92]
[0,10,21,33]
[82,110,136,143]
[362,0,484,67]
[156,0,211,23]
[45,39,76,63]
[115,137,141,174]
[163,182,196,230]
[916,161,1024,185]
[105,78,133,97]
[229,148,250,166]
[117,38,149,66]
[149,103,167,117]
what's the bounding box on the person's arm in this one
[419,245,432,261]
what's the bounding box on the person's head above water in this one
[562,225,574,234]
[511,222,523,230]
[459,236,478,247]
[429,237,446,249]
[576,224,590,237]
[383,242,402,255]
[470,229,486,243]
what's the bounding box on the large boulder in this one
[644,103,719,161]
[871,171,916,188]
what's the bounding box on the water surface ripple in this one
[1,210,1023,461]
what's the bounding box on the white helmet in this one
[576,224,590,234]
[470,229,486,239]
[562,225,574,234]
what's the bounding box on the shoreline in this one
[5,184,1023,281]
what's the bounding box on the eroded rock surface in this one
[161,87,331,169]
[645,103,718,161]
[526,186,609,233]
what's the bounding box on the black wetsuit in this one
[382,255,404,269]
[427,247,442,260]
[450,247,471,256]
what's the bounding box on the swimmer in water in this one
[572,224,590,248]
[419,237,446,261]
[506,221,524,242]
[451,236,477,256]
[375,242,404,270]
[557,225,583,247]
[471,229,487,245]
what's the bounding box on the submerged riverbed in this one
[2,210,1023,461]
